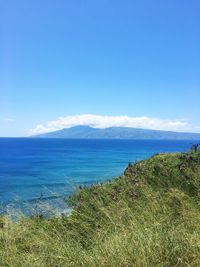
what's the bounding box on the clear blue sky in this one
[0,0,200,136]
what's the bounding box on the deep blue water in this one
[0,138,197,215]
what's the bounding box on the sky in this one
[0,0,200,136]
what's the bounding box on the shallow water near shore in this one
[0,138,197,215]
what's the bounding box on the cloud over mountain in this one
[29,114,197,135]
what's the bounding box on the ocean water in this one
[0,138,197,215]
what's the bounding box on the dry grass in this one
[0,151,200,267]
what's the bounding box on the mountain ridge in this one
[33,125,200,140]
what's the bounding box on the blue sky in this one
[0,0,200,136]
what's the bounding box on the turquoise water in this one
[0,138,197,215]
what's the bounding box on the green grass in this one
[0,151,200,266]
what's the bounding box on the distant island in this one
[33,125,200,140]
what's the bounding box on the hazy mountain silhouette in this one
[33,125,200,140]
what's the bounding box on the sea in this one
[0,138,198,216]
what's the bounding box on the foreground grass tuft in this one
[0,151,200,266]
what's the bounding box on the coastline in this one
[1,150,200,266]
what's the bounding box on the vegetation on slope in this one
[0,150,200,267]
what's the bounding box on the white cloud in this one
[29,114,199,135]
[3,117,15,122]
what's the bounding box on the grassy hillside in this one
[0,150,200,267]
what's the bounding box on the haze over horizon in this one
[1,1,200,137]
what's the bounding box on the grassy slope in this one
[0,151,200,267]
